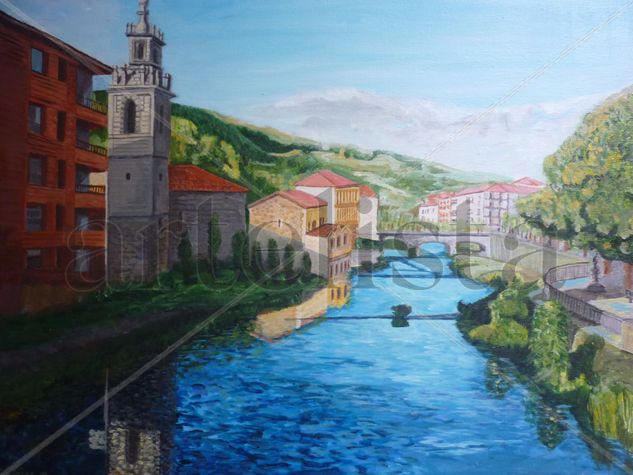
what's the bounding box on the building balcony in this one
[76,139,107,156]
[77,95,107,114]
[76,140,107,171]
[68,230,105,248]
[75,184,105,194]
[75,186,105,209]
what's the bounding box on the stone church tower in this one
[107,0,174,283]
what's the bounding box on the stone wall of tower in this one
[107,216,169,283]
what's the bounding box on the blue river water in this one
[9,243,631,473]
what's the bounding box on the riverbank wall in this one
[489,233,587,276]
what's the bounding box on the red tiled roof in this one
[455,182,542,196]
[428,191,454,201]
[306,223,346,237]
[169,165,248,193]
[296,170,358,188]
[512,177,545,187]
[455,184,491,196]
[248,190,327,210]
[359,185,377,197]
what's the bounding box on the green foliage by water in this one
[468,278,530,350]
[570,334,605,386]
[518,87,633,262]
[528,301,582,392]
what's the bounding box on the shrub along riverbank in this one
[457,278,633,452]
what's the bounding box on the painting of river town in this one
[6,1,633,474]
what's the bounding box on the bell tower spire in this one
[136,0,150,33]
[107,0,175,283]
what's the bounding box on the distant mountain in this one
[169,103,508,210]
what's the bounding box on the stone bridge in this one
[377,231,491,257]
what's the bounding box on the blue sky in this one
[4,0,633,178]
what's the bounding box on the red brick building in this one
[0,11,112,315]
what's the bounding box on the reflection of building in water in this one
[253,288,329,341]
[108,423,162,474]
[88,363,177,473]
[253,278,352,341]
[328,279,351,308]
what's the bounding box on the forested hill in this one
[518,86,633,262]
[169,103,507,210]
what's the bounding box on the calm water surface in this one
[8,244,633,474]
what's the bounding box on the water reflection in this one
[87,366,177,474]
[484,357,515,399]
[252,279,351,341]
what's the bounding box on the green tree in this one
[283,244,295,281]
[178,230,195,284]
[267,239,279,274]
[208,213,221,269]
[301,251,312,281]
[231,231,248,275]
[251,241,264,277]
[529,301,571,390]
[517,90,633,262]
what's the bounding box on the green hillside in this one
[169,103,507,210]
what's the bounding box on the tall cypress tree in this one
[267,239,279,274]
[283,244,295,281]
[208,213,221,270]
[178,230,194,284]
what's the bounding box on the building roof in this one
[359,185,377,197]
[168,165,248,193]
[295,170,359,188]
[512,177,545,188]
[0,11,112,75]
[428,191,454,201]
[306,223,348,237]
[248,190,327,210]
[419,200,439,208]
[455,182,542,197]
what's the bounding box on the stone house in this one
[248,189,354,278]
[168,165,248,263]
[248,190,328,269]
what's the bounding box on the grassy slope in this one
[170,103,507,211]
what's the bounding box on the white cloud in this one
[245,88,609,179]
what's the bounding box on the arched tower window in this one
[124,100,136,134]
[135,42,145,60]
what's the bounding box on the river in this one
[5,243,632,474]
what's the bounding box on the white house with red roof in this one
[417,178,544,229]
[452,179,544,229]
